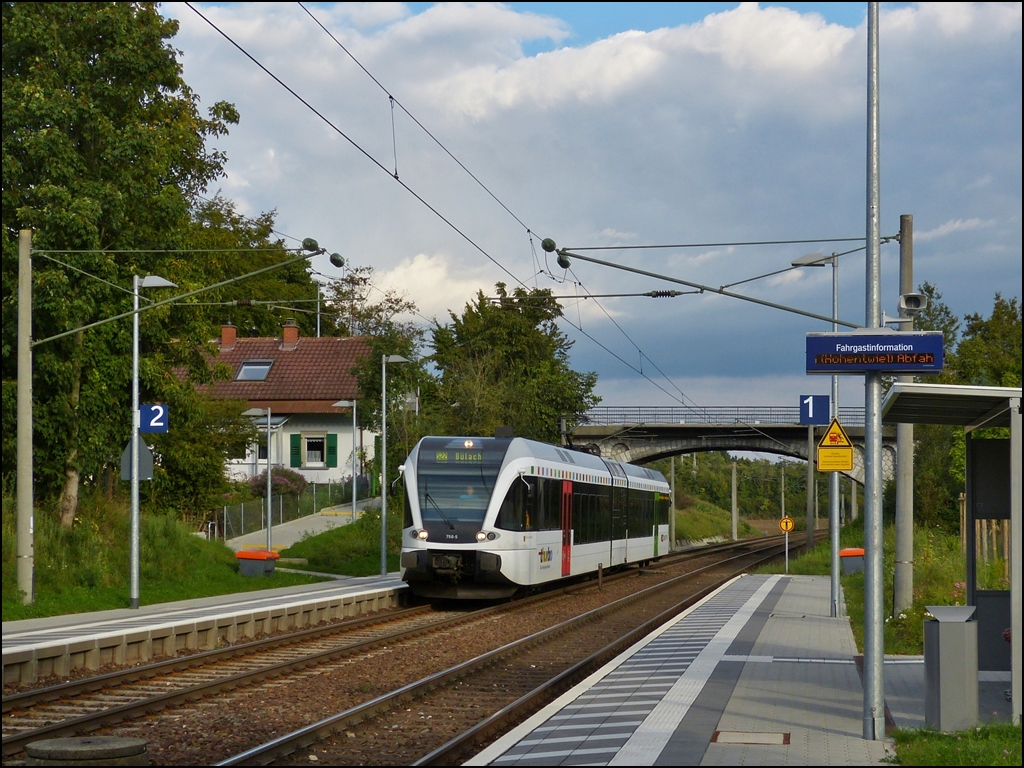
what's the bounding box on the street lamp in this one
[381,354,410,576]
[242,407,274,551]
[130,274,177,609]
[792,251,841,617]
[332,400,358,521]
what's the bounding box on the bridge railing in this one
[569,405,866,427]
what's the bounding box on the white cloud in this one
[916,218,996,242]
[162,2,1021,409]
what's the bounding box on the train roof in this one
[409,435,667,485]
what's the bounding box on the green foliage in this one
[651,453,829,522]
[673,498,758,544]
[954,294,1022,388]
[759,522,968,655]
[888,723,1021,766]
[2,490,323,619]
[1,2,240,523]
[280,501,404,576]
[908,287,1022,532]
[426,284,600,442]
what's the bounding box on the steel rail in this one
[216,536,814,766]
[2,605,432,714]
[3,533,812,758]
[415,535,825,765]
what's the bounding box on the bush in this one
[249,466,308,498]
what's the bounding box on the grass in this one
[279,504,403,576]
[674,499,759,544]
[756,520,970,655]
[2,492,326,621]
[888,722,1022,765]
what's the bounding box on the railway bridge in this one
[560,405,897,484]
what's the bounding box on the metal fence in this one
[571,405,866,427]
[214,479,366,541]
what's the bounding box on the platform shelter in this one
[881,382,1021,724]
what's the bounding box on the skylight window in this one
[236,360,273,381]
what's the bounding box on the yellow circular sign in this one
[779,516,795,533]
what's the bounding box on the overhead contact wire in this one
[186,2,525,288]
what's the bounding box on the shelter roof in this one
[881,382,1021,430]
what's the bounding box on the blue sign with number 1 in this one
[140,404,169,433]
[799,395,829,425]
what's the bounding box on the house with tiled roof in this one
[204,320,372,484]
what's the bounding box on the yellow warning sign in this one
[779,516,795,533]
[817,418,853,472]
[818,418,853,448]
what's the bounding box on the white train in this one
[400,436,671,599]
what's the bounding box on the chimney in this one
[221,323,237,350]
[282,318,299,349]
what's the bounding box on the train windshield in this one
[416,437,511,525]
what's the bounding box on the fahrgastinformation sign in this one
[806,330,944,375]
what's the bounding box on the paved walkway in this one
[471,574,1015,766]
[225,497,377,552]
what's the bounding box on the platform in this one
[469,574,895,766]
[2,573,405,685]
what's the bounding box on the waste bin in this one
[236,549,279,577]
[924,605,978,732]
[839,547,864,574]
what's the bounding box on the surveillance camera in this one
[898,293,928,317]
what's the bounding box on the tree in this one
[2,2,238,525]
[954,294,1021,388]
[908,289,1022,531]
[428,284,600,443]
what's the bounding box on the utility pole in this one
[17,229,34,604]
[806,426,815,546]
[731,461,738,540]
[893,214,915,614]
[862,1,886,740]
[781,464,786,520]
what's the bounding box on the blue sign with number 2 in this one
[140,404,169,433]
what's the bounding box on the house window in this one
[291,433,338,468]
[257,442,268,461]
[236,360,273,381]
[305,435,326,467]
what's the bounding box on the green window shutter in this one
[290,434,302,467]
[326,433,338,468]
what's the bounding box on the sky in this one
[163,2,1022,413]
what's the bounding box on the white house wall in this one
[226,413,376,485]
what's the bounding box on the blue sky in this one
[169,2,1021,408]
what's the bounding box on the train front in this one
[400,436,516,599]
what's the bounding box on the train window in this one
[497,476,534,531]
[403,491,413,528]
[536,479,560,530]
[416,438,508,526]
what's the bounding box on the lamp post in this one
[332,399,358,520]
[242,407,273,551]
[381,354,409,576]
[131,274,177,609]
[792,251,842,618]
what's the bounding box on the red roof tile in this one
[197,334,372,413]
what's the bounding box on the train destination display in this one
[806,331,944,374]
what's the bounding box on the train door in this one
[653,495,659,557]
[561,480,573,576]
[611,484,627,565]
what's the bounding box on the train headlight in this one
[415,529,429,540]
[475,531,487,542]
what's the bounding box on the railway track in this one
[2,533,816,764]
[222,536,812,766]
